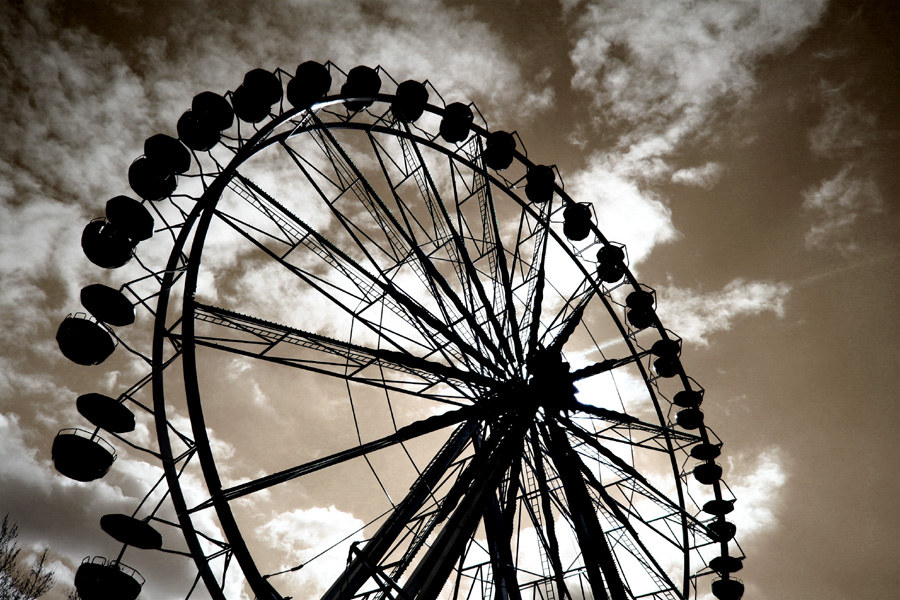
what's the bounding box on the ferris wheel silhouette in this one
[53,61,744,600]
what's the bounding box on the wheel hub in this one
[525,347,577,415]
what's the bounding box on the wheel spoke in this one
[576,460,682,597]
[567,405,703,452]
[542,421,628,600]
[362,133,487,367]
[216,180,433,357]
[526,238,548,359]
[63,65,740,600]
[392,124,517,368]
[400,416,530,600]
[542,274,596,353]
[528,427,574,600]
[506,200,551,359]
[179,326,467,406]
[189,405,480,512]
[189,301,493,396]
[481,435,523,600]
[469,137,524,365]
[562,418,710,542]
[320,421,478,600]
[225,173,499,375]
[299,115,510,371]
[568,350,652,381]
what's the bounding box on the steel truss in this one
[53,62,744,600]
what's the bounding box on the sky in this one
[0,1,898,599]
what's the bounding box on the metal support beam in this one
[400,417,529,600]
[321,421,477,600]
[482,442,523,600]
[543,421,628,600]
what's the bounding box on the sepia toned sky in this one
[1,1,898,599]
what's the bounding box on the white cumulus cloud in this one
[726,446,788,538]
[259,506,365,597]
[564,0,827,267]
[656,278,791,346]
[566,163,679,267]
[569,0,827,125]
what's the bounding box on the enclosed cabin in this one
[177,91,234,151]
[596,243,627,284]
[675,406,704,430]
[563,203,593,241]
[74,556,144,600]
[710,555,743,574]
[52,428,116,482]
[712,577,744,600]
[650,336,682,378]
[707,519,737,543]
[525,164,555,204]
[624,285,655,329]
[391,80,429,123]
[689,441,721,461]
[287,61,332,108]
[693,461,723,485]
[674,388,703,408]
[77,393,136,434]
[439,102,474,144]
[80,284,135,327]
[341,65,381,112]
[703,498,735,517]
[232,68,283,123]
[482,131,516,171]
[56,314,116,366]
[81,196,154,269]
[129,134,191,201]
[100,514,162,550]
[81,221,135,270]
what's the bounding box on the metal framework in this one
[52,62,745,600]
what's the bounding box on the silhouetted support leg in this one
[321,422,477,600]
[543,421,628,600]
[530,428,572,600]
[483,452,523,600]
[400,418,528,600]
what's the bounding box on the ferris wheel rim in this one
[155,95,698,599]
[50,61,744,600]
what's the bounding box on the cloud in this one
[565,162,679,267]
[671,162,724,188]
[0,345,248,600]
[569,0,827,126]
[0,199,87,342]
[802,82,884,252]
[60,0,551,125]
[0,409,199,597]
[726,446,788,539]
[0,0,550,330]
[0,3,846,599]
[0,5,550,596]
[808,83,879,160]
[656,278,791,346]
[562,0,826,267]
[574,366,656,419]
[802,166,883,253]
[258,506,365,597]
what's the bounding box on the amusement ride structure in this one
[52,62,745,600]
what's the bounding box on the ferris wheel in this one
[52,61,745,600]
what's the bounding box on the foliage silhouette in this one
[0,515,55,600]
